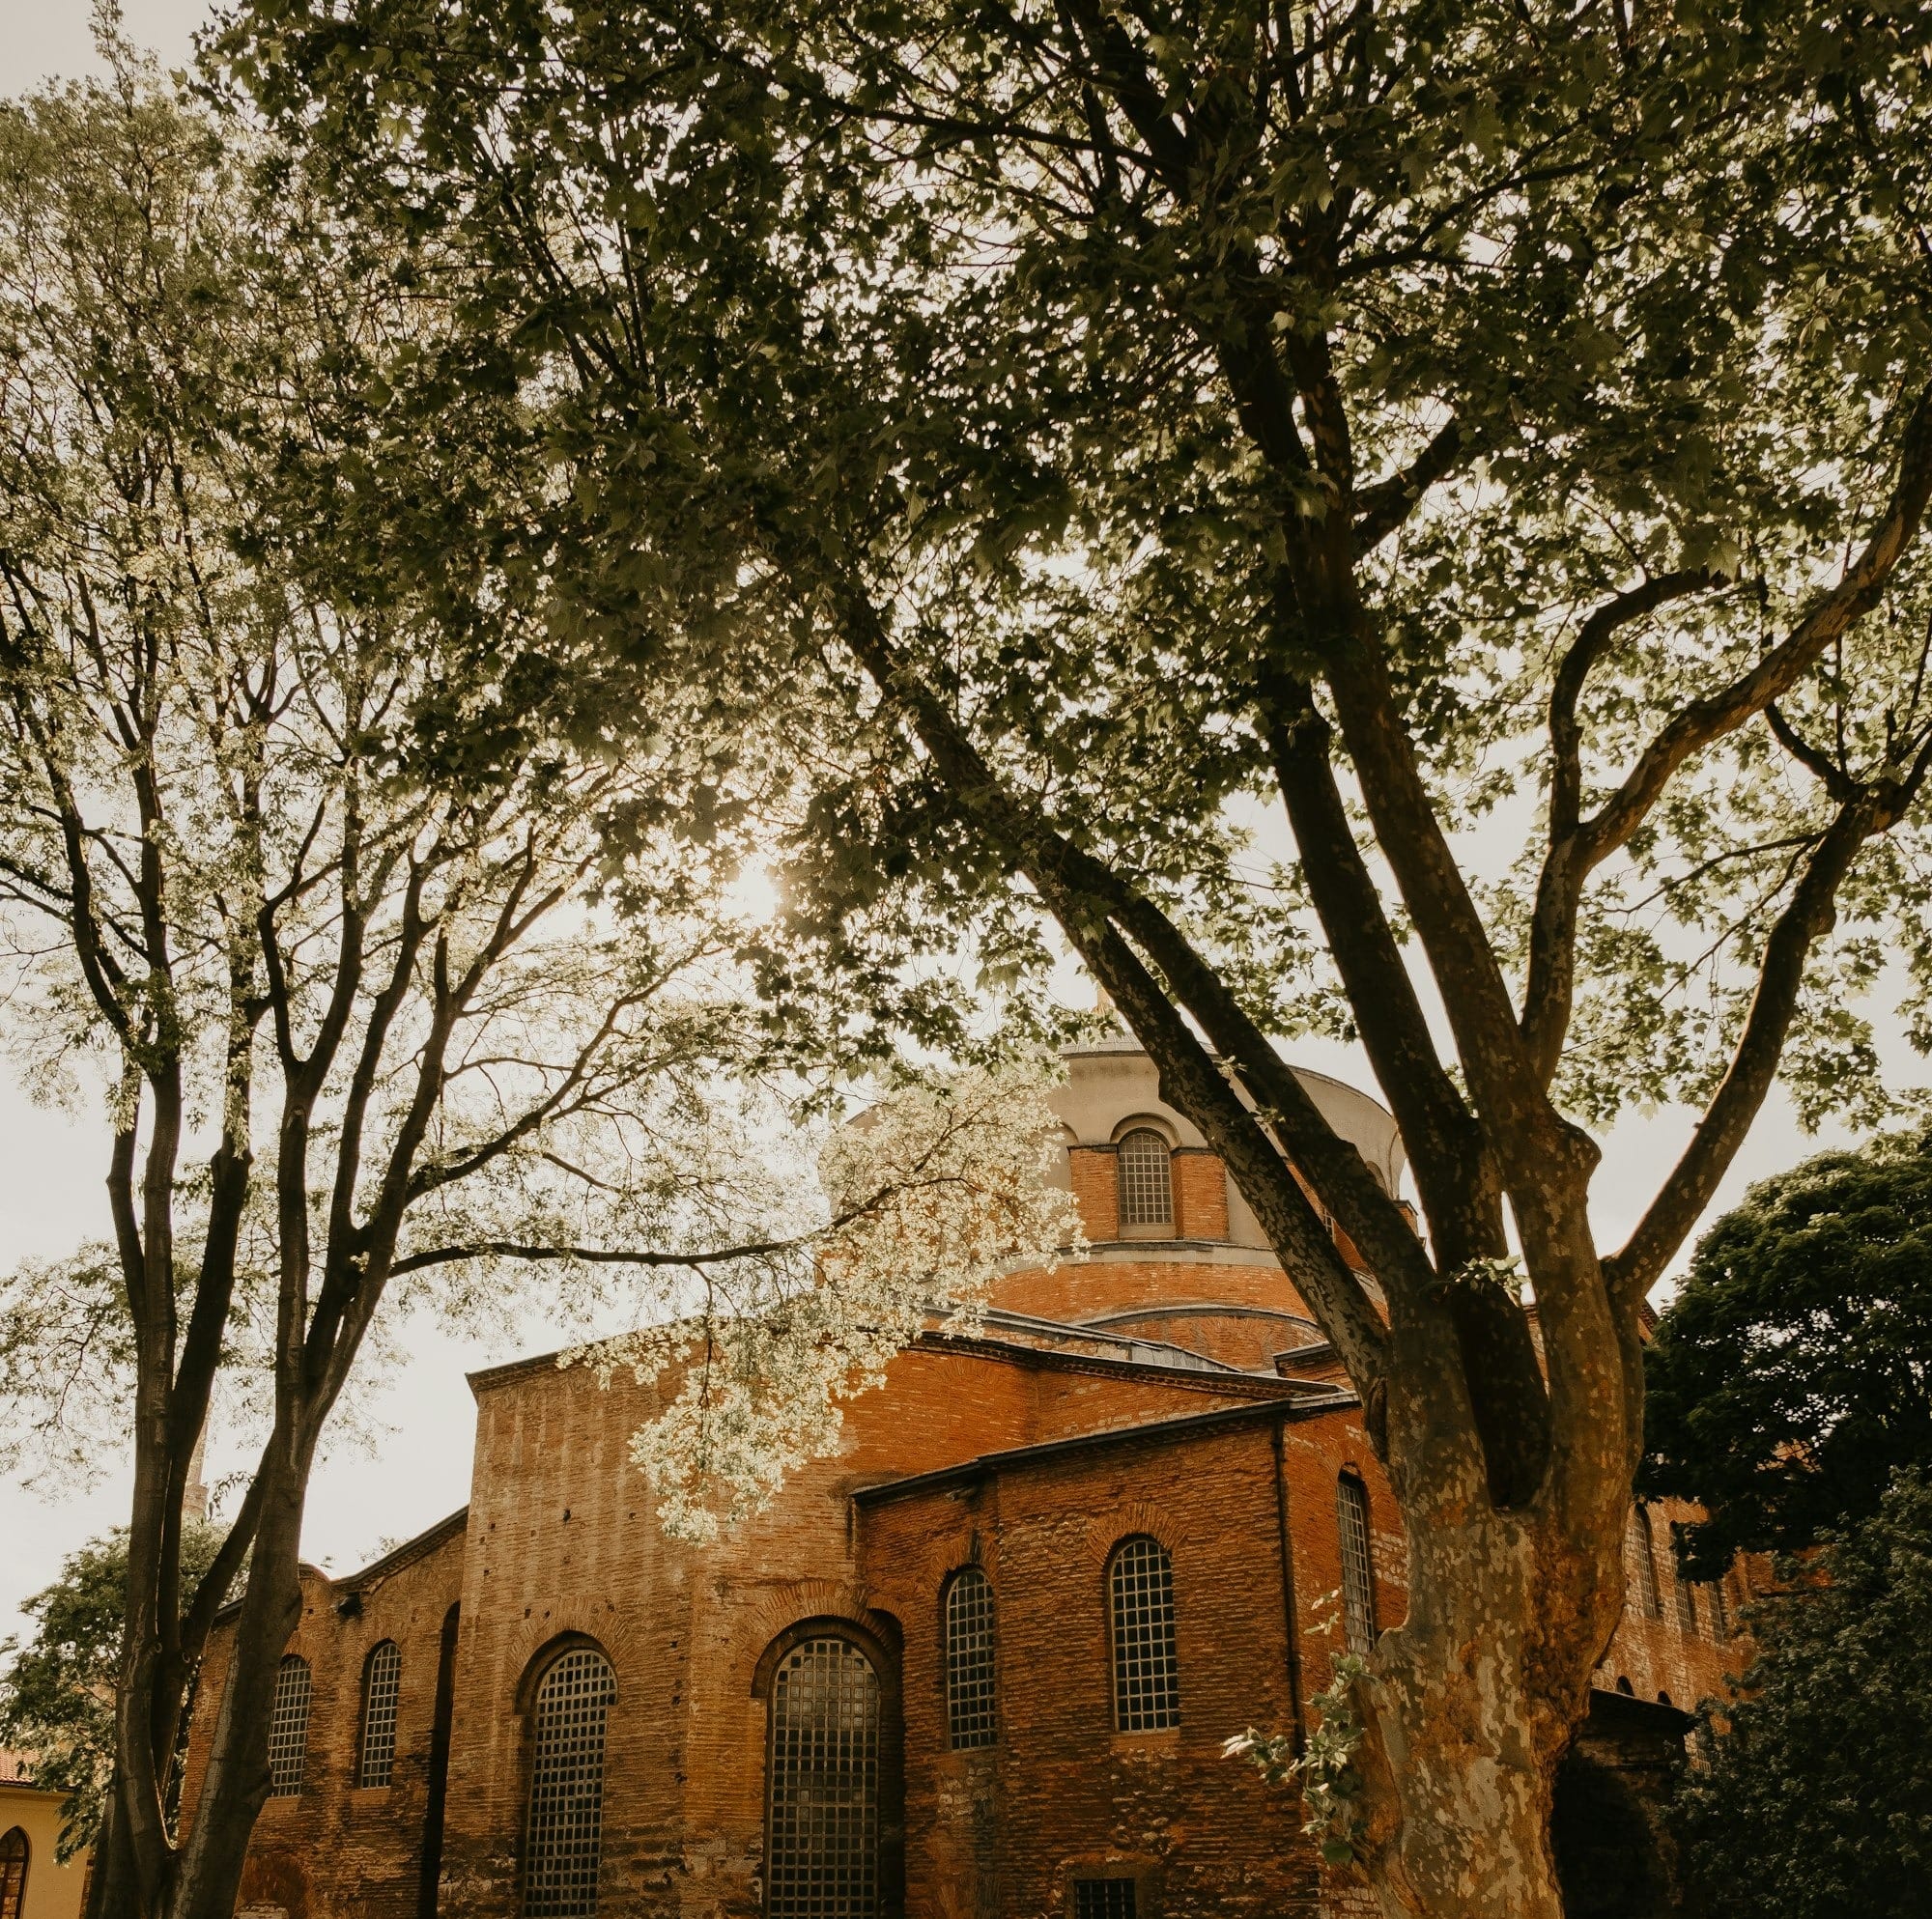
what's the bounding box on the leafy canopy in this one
[1671,1469,1932,1919]
[1642,1126,1932,1578]
[0,1526,229,1861]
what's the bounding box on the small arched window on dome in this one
[1117,1129,1174,1235]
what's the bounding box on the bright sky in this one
[0,0,1914,1653]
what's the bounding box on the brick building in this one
[183,1038,1740,1919]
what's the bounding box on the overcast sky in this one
[0,0,1911,1652]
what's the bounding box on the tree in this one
[1643,1126,1932,1579]
[1671,1468,1932,1919]
[226,2,1932,1914]
[0,1526,228,1863]
[0,41,1075,1919]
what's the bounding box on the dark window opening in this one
[1073,1878,1138,1919]
[524,1645,615,1917]
[766,1636,881,1917]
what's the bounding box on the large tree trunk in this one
[1357,1515,1612,1919]
[169,1453,310,1919]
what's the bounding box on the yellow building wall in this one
[0,1781,90,1919]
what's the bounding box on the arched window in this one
[0,1827,27,1919]
[944,1566,997,1750]
[357,1639,403,1787]
[767,1635,881,1918]
[1674,1570,1698,1638]
[1108,1536,1179,1731]
[1337,1474,1378,1657]
[524,1645,616,1918]
[267,1654,312,1797]
[1117,1129,1173,1231]
[1705,1579,1729,1640]
[1630,1508,1662,1618]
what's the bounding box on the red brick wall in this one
[179,1523,466,1919]
[1066,1145,1119,1242]
[1171,1151,1228,1241]
[990,1256,1315,1329]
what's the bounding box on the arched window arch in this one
[267,1653,312,1797]
[357,1639,403,1788]
[1630,1508,1662,1619]
[1337,1473,1378,1657]
[766,1633,882,1917]
[1117,1129,1174,1232]
[524,1643,616,1918]
[0,1827,27,1919]
[944,1566,996,1750]
[1108,1536,1179,1731]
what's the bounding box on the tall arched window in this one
[1108,1536,1179,1731]
[524,1645,616,1918]
[1337,1474,1378,1657]
[1630,1508,1662,1618]
[1674,1570,1698,1638]
[944,1566,997,1750]
[267,1654,312,1797]
[1705,1579,1729,1640]
[0,1827,27,1919]
[1117,1129,1173,1231]
[766,1635,881,1918]
[357,1639,403,1787]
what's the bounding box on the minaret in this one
[185,1425,210,1525]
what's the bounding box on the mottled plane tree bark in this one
[230,2,1932,1912]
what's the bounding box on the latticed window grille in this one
[357,1639,403,1787]
[524,1646,616,1918]
[1675,1572,1698,1638]
[1116,1130,1173,1228]
[1108,1537,1179,1731]
[766,1636,881,1918]
[1630,1510,1662,1619]
[1073,1879,1137,1919]
[945,1567,997,1749]
[1337,1475,1378,1657]
[1705,1579,1729,1639]
[267,1655,312,1797]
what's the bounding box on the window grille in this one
[357,1639,402,1787]
[524,1646,616,1918]
[1705,1579,1728,1639]
[1073,1879,1137,1919]
[1337,1475,1377,1657]
[267,1655,312,1797]
[1675,1571,1698,1638]
[0,1826,27,1919]
[945,1567,997,1749]
[1630,1510,1662,1619]
[766,1636,881,1918]
[1109,1537,1179,1731]
[1117,1131,1173,1229]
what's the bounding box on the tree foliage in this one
[1672,1469,1932,1919]
[0,34,1074,1917]
[1641,1125,1932,1579]
[217,2,1932,1911]
[0,1526,228,1863]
